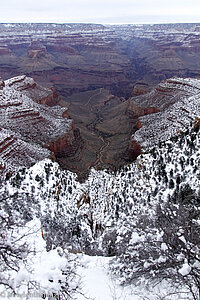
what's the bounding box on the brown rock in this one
[62,109,69,118]
[47,44,79,55]
[163,49,177,58]
[0,78,5,89]
[27,49,46,59]
[47,127,75,155]
[0,47,11,55]
[128,103,160,118]
[36,87,62,106]
[128,140,142,160]
[131,84,149,97]
[27,41,47,58]
[136,119,142,129]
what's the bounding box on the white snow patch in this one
[178,263,192,276]
[76,255,138,300]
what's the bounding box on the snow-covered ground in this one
[76,255,191,300]
[76,255,135,300]
[0,216,194,300]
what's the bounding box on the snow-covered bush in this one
[0,122,199,298]
[0,217,82,299]
[110,186,200,300]
[0,178,82,299]
[156,188,200,300]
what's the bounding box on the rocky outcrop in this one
[47,121,75,155]
[0,75,78,178]
[32,86,62,106]
[128,92,161,159]
[128,140,142,160]
[128,103,160,118]
[7,75,36,89]
[130,77,200,152]
[0,78,5,89]
[7,75,61,106]
[0,47,11,55]
[0,128,52,179]
[131,84,150,97]
[27,43,47,59]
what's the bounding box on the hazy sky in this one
[1,0,200,24]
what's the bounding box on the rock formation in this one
[130,77,200,153]
[1,23,200,99]
[0,77,5,89]
[27,41,47,59]
[0,75,77,178]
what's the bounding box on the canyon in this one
[1,23,200,97]
[0,23,200,178]
[1,23,200,300]
[129,77,200,153]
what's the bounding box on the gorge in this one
[0,22,200,300]
[1,23,200,178]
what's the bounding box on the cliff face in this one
[129,77,200,153]
[0,78,5,89]
[0,75,77,178]
[1,23,200,99]
[0,24,130,98]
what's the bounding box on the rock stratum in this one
[129,77,200,154]
[1,23,200,98]
[0,75,76,178]
[0,23,200,300]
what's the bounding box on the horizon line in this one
[1,21,200,25]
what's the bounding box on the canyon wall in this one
[0,75,78,178]
[1,23,200,100]
[129,77,200,153]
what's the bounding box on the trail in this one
[86,115,109,170]
[84,88,103,107]
[93,136,110,168]
[85,88,111,170]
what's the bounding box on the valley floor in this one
[58,88,133,179]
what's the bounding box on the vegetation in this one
[0,124,199,298]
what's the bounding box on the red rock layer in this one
[128,140,142,160]
[130,77,200,152]
[0,75,77,178]
[128,104,160,118]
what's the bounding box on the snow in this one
[0,75,73,179]
[76,255,140,300]
[0,218,78,300]
[130,232,145,244]
[178,263,192,276]
[178,236,187,244]
[75,254,192,300]
[161,242,168,251]
[132,78,200,151]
